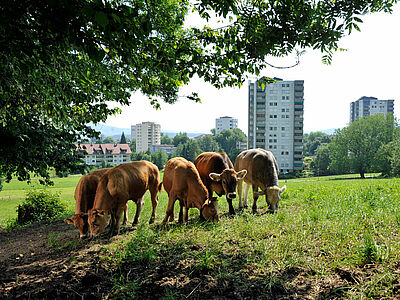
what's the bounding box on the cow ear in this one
[64,218,73,224]
[280,185,287,194]
[236,169,247,180]
[209,173,221,182]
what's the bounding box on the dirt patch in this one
[0,220,113,299]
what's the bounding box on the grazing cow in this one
[88,161,161,237]
[162,157,219,223]
[64,168,110,239]
[194,152,247,215]
[234,148,286,213]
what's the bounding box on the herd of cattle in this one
[64,148,286,239]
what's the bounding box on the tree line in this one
[130,128,247,170]
[304,114,400,178]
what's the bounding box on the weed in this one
[48,232,80,250]
[17,189,65,225]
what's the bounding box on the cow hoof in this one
[149,218,155,224]
[252,209,258,214]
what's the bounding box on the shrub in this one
[16,189,66,225]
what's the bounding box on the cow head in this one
[209,169,247,199]
[201,197,219,222]
[88,209,108,238]
[254,185,286,213]
[64,213,89,239]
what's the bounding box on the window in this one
[282,96,290,100]
[281,127,285,131]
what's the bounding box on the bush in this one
[16,189,66,225]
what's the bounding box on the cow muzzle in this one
[227,192,237,199]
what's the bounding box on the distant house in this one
[78,143,132,166]
[150,144,176,155]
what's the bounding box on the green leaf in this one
[95,11,109,28]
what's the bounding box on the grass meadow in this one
[1,174,400,298]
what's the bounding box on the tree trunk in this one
[360,171,365,179]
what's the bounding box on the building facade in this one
[130,125,136,140]
[135,121,161,152]
[78,143,132,166]
[215,116,238,134]
[248,78,304,173]
[350,96,394,123]
[150,144,176,155]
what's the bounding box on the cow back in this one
[194,152,233,188]
[235,149,278,188]
[163,157,208,209]
[94,161,160,210]
[74,168,109,213]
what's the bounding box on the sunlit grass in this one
[2,173,400,298]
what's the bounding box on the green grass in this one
[0,176,80,225]
[2,173,400,298]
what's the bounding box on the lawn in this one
[0,176,81,225]
[1,173,400,298]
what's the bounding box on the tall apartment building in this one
[135,121,161,152]
[216,116,238,134]
[248,78,304,173]
[130,125,136,140]
[350,96,394,123]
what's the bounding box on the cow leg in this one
[183,207,189,222]
[162,195,176,224]
[243,183,250,208]
[178,200,184,223]
[226,197,235,215]
[237,179,244,209]
[252,184,259,213]
[132,196,145,225]
[122,202,128,225]
[112,206,125,235]
[149,187,159,224]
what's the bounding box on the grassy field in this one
[0,176,81,225]
[1,173,400,298]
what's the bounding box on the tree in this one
[197,135,221,152]
[314,143,331,176]
[131,151,151,162]
[175,140,201,162]
[328,130,351,175]
[161,134,173,145]
[120,132,127,144]
[329,114,396,178]
[103,136,116,144]
[2,0,397,182]
[173,133,190,147]
[214,129,247,161]
[303,131,332,156]
[151,150,168,170]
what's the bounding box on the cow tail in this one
[158,182,163,192]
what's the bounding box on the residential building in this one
[78,143,132,166]
[248,77,304,172]
[135,121,161,152]
[236,140,248,151]
[350,96,395,123]
[150,144,176,155]
[130,125,136,140]
[215,116,238,134]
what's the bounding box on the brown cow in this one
[64,168,110,239]
[234,148,286,213]
[162,157,218,223]
[88,161,161,237]
[194,152,247,215]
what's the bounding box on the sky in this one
[105,4,400,135]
